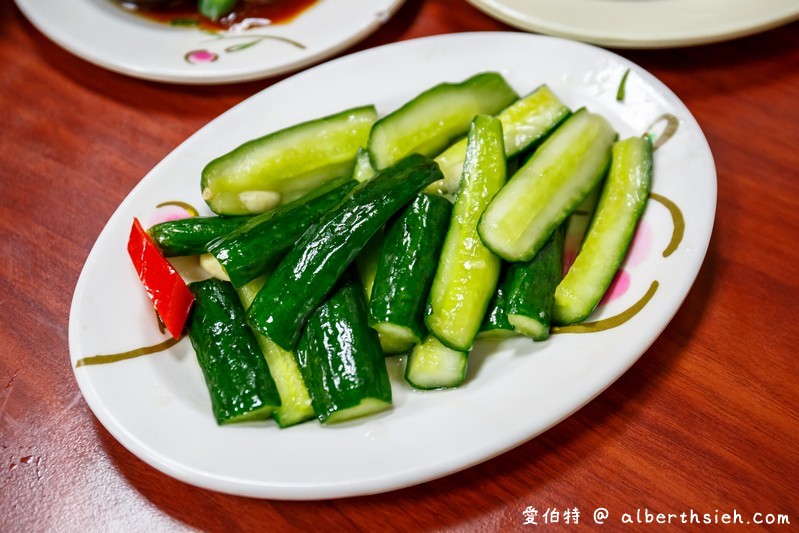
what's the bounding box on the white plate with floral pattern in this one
[468,0,799,48]
[69,32,715,499]
[14,0,405,84]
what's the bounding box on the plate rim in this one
[466,0,799,48]
[13,0,406,84]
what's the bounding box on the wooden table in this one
[2,0,797,530]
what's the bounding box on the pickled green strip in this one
[616,68,631,102]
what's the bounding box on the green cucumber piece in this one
[425,115,505,352]
[477,263,516,341]
[237,276,315,428]
[478,108,616,261]
[553,136,653,325]
[201,105,377,215]
[405,335,468,390]
[207,179,357,288]
[355,229,384,301]
[352,147,377,183]
[563,182,603,274]
[432,84,571,194]
[367,72,517,170]
[369,193,452,353]
[294,271,392,424]
[148,215,250,257]
[247,154,443,351]
[505,226,564,341]
[186,278,281,425]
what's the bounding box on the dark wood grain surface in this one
[2,0,798,530]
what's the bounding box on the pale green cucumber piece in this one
[355,228,383,301]
[368,72,517,170]
[238,276,315,428]
[553,136,653,325]
[425,115,505,352]
[478,108,616,262]
[431,85,571,194]
[326,399,390,424]
[352,147,377,183]
[202,105,377,215]
[372,322,416,355]
[405,335,468,390]
[562,182,603,274]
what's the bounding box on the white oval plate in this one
[14,0,404,84]
[468,0,799,48]
[69,32,716,500]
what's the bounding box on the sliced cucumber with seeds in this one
[405,335,468,390]
[478,108,615,262]
[367,72,517,170]
[553,136,653,325]
[425,115,505,352]
[201,105,377,215]
[431,84,571,194]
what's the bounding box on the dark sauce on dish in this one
[117,0,319,31]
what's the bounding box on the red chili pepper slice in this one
[127,217,194,339]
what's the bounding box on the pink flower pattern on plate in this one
[184,49,219,64]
